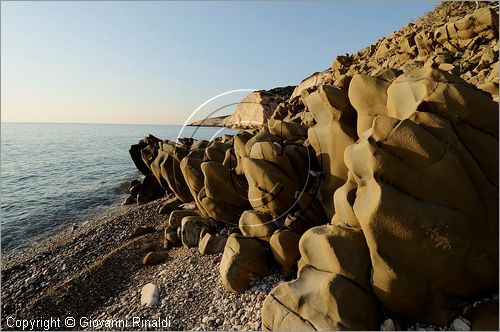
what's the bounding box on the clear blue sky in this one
[1,1,439,125]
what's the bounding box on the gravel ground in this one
[3,196,495,331]
[1,198,284,331]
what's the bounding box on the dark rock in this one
[198,233,228,255]
[137,174,165,205]
[129,143,151,175]
[121,195,136,206]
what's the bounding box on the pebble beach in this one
[1,198,284,331]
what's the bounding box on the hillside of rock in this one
[126,2,498,331]
[222,86,295,129]
[271,1,499,131]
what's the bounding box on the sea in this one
[0,122,234,253]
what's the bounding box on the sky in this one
[1,1,439,125]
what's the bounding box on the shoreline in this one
[1,197,282,331]
[0,189,131,255]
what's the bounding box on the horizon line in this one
[0,120,189,126]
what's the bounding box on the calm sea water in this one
[0,123,233,253]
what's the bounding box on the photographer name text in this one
[6,316,172,330]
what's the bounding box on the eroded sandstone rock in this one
[168,210,199,229]
[238,210,276,241]
[303,85,358,219]
[158,196,180,215]
[262,64,498,329]
[343,113,498,324]
[220,234,271,293]
[262,265,382,330]
[200,161,251,224]
[262,224,379,330]
[269,229,301,279]
[198,233,227,255]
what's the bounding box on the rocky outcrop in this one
[223,86,295,129]
[303,85,357,220]
[127,2,498,330]
[262,66,499,329]
[188,115,229,127]
[272,2,499,128]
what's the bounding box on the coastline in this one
[1,197,282,331]
[1,2,498,331]
[0,191,130,255]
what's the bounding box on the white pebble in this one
[381,318,396,331]
[140,283,160,307]
[452,317,470,331]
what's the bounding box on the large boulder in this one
[204,141,232,164]
[267,118,308,142]
[242,157,326,232]
[386,67,498,185]
[242,130,326,232]
[150,150,170,192]
[262,66,498,329]
[348,73,391,136]
[128,134,162,176]
[168,210,199,229]
[248,140,312,189]
[140,145,158,171]
[244,127,281,155]
[262,266,382,331]
[262,224,380,330]
[220,234,271,293]
[198,233,228,255]
[269,229,301,279]
[239,210,276,241]
[242,157,296,218]
[232,131,254,175]
[180,216,215,248]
